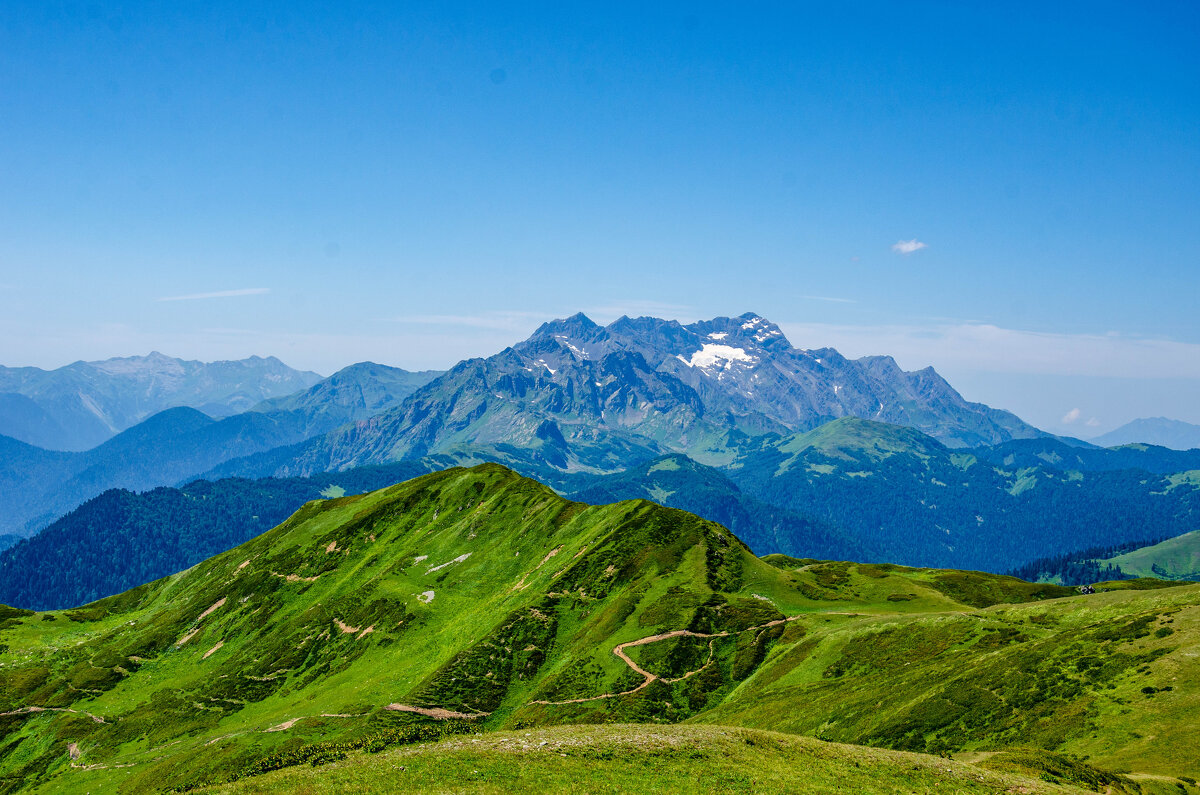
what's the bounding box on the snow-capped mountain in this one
[518,312,1037,447]
[275,312,1042,477]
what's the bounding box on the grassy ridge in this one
[0,465,1197,793]
[1107,530,1200,581]
[699,572,1200,776]
[202,724,1137,795]
[2,464,875,792]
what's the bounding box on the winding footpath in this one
[530,615,802,706]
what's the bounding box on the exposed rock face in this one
[288,312,1041,476]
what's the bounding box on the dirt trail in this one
[531,615,803,706]
[264,712,364,733]
[385,703,491,720]
[0,706,106,724]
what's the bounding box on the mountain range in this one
[0,362,439,537]
[8,416,1200,611]
[0,353,322,451]
[0,312,1046,540]
[5,311,1200,598]
[232,312,1043,482]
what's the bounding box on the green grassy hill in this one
[1106,530,1200,580]
[0,465,1196,793]
[201,724,1153,795]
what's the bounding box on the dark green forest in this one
[0,461,430,611]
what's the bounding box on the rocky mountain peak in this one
[683,313,793,357]
[529,312,603,342]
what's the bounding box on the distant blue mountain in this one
[0,352,322,450]
[1091,417,1200,451]
[0,362,442,537]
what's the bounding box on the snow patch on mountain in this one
[677,344,757,371]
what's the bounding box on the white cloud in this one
[892,239,928,254]
[1062,408,1082,424]
[387,311,549,332]
[777,320,1200,380]
[157,288,270,302]
[1085,417,1102,427]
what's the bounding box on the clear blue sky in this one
[1,1,1198,435]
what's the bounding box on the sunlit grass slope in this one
[202,724,1135,795]
[0,464,1196,793]
[699,563,1200,779]
[1106,529,1200,580]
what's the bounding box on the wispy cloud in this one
[387,303,702,334]
[583,300,694,322]
[157,288,270,302]
[801,295,856,304]
[891,239,928,255]
[1062,408,1082,424]
[387,310,549,331]
[1085,417,1102,428]
[776,320,1200,380]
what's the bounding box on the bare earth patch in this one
[385,703,490,720]
[334,619,360,634]
[202,641,224,660]
[271,572,319,583]
[513,545,564,591]
[197,597,227,622]
[427,553,471,574]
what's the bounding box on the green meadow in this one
[0,465,1195,793]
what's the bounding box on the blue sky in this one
[1,1,1198,435]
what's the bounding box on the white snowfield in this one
[676,343,757,371]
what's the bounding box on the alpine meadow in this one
[2,3,1199,794]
